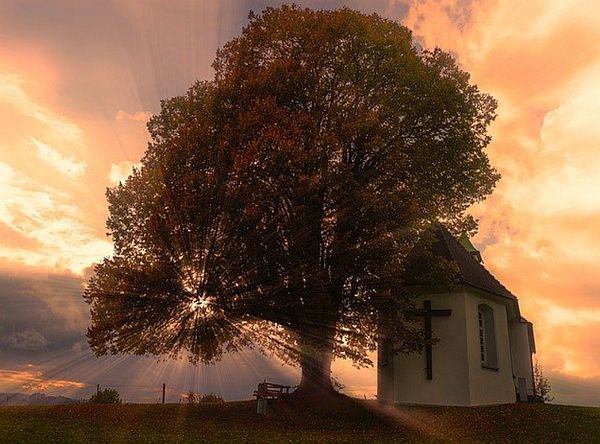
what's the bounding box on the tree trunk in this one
[297,321,336,394]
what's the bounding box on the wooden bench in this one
[253,381,292,400]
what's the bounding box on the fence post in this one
[162,383,166,404]
[97,384,100,396]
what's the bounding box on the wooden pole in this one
[97,384,100,396]
[162,383,166,404]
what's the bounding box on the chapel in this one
[377,225,536,406]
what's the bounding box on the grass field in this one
[0,397,598,443]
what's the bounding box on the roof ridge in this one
[435,225,516,301]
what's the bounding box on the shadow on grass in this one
[0,397,598,443]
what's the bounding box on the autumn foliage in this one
[85,6,498,392]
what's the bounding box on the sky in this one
[0,0,599,406]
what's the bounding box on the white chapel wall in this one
[393,291,472,406]
[464,289,516,405]
[508,321,535,397]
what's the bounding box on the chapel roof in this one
[406,224,517,301]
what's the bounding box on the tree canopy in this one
[85,6,499,392]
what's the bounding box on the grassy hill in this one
[0,397,598,443]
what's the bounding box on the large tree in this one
[85,6,499,393]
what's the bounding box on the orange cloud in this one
[30,137,86,178]
[0,62,117,274]
[0,367,86,392]
[115,110,152,122]
[0,162,112,273]
[0,71,83,142]
[109,161,140,185]
[398,0,600,389]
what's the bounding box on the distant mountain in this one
[0,392,79,406]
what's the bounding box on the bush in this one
[533,358,553,403]
[182,391,224,404]
[184,391,197,404]
[89,388,121,404]
[199,393,224,403]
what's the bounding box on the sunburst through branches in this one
[85,6,498,393]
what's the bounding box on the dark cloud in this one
[0,272,87,353]
[549,374,600,407]
[1,329,49,351]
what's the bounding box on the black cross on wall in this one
[421,300,452,380]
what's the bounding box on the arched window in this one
[478,304,498,369]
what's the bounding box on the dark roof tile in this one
[407,224,517,301]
